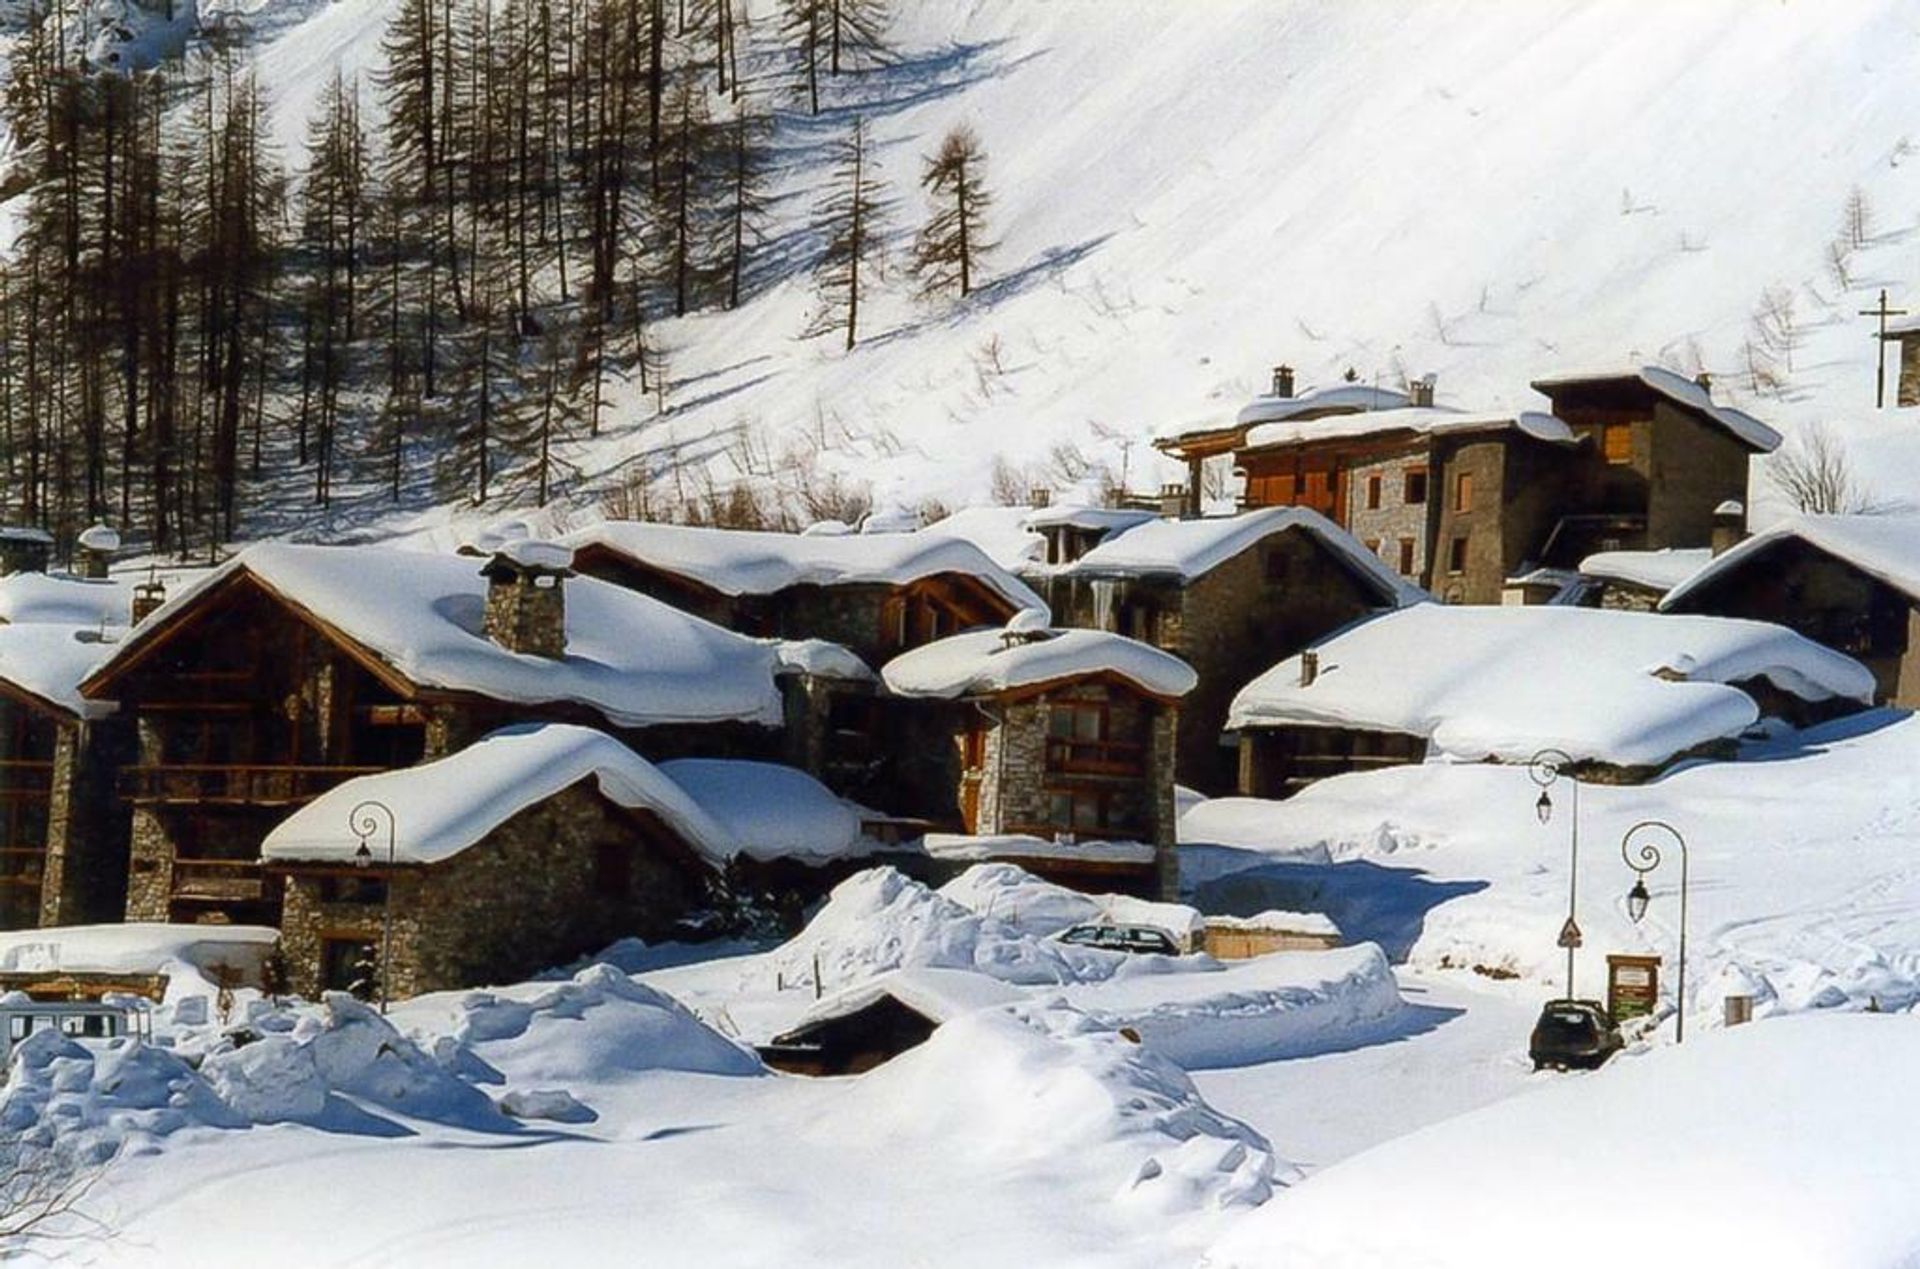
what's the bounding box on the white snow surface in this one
[938,861,1204,943]
[783,965,1027,1031]
[921,832,1159,866]
[1228,383,1412,430]
[0,923,277,980]
[1228,603,1876,766]
[101,543,786,728]
[557,519,1044,612]
[0,572,131,628]
[881,625,1198,699]
[1060,507,1426,605]
[914,505,1048,571]
[1240,405,1576,453]
[262,724,736,866]
[1204,1014,1920,1269]
[75,525,121,554]
[1664,512,1920,609]
[1531,364,1783,451]
[1578,546,1713,592]
[0,623,111,717]
[659,758,873,863]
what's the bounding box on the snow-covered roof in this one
[1228,604,1876,767]
[782,967,1025,1035]
[1021,505,1160,535]
[0,571,131,627]
[882,625,1197,700]
[262,724,737,868]
[773,638,874,681]
[0,923,278,978]
[920,833,1159,866]
[87,544,785,729]
[1206,909,1341,937]
[1060,507,1427,604]
[1232,384,1411,429]
[560,520,1044,612]
[0,623,113,717]
[660,759,874,863]
[0,525,53,546]
[1242,406,1576,453]
[913,506,1046,572]
[1531,365,1782,451]
[1579,547,1713,594]
[76,524,121,554]
[1664,514,1920,610]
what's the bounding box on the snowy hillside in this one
[192,0,1920,540]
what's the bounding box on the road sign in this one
[1557,917,1583,950]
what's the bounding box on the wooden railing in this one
[170,857,267,904]
[1044,738,1145,777]
[118,764,386,806]
[0,760,54,799]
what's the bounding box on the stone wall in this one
[1647,401,1755,549]
[123,807,175,922]
[38,719,135,928]
[481,569,567,658]
[1900,333,1920,409]
[278,782,712,999]
[1343,451,1429,580]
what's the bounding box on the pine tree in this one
[718,104,768,310]
[911,123,993,298]
[826,0,887,76]
[804,116,891,351]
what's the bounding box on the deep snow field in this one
[14,710,1920,1267]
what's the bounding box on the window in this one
[1404,469,1428,504]
[1046,788,1111,833]
[1602,423,1633,465]
[1454,472,1473,512]
[1397,539,1416,576]
[1050,704,1105,743]
[1365,474,1383,510]
[1448,536,1469,574]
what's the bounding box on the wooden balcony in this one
[170,857,268,904]
[118,764,386,806]
[0,759,54,799]
[1045,738,1147,778]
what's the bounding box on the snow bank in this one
[100,543,784,728]
[559,520,1044,612]
[882,625,1197,699]
[1229,604,1876,766]
[0,923,278,982]
[786,966,1027,1033]
[939,862,1204,944]
[0,572,131,628]
[1058,944,1402,1069]
[1665,512,1920,609]
[1578,546,1712,592]
[1205,1015,1920,1269]
[660,758,872,863]
[2,1030,242,1164]
[921,832,1158,866]
[263,724,737,866]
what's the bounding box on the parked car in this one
[1054,923,1179,956]
[1528,998,1624,1071]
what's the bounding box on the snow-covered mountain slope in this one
[158,1,1920,534]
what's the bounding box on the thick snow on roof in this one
[0,571,131,627]
[782,966,1026,1035]
[773,638,874,681]
[1664,513,1920,609]
[1242,405,1576,453]
[76,524,121,554]
[1531,364,1782,451]
[883,625,1197,700]
[0,623,112,717]
[0,525,53,546]
[559,520,1044,612]
[1231,383,1410,429]
[262,724,736,867]
[1207,1015,1920,1269]
[913,506,1046,572]
[1579,547,1713,593]
[921,832,1159,866]
[0,922,278,977]
[1228,604,1875,766]
[1021,505,1160,535]
[99,543,784,728]
[660,758,873,863]
[1061,506,1427,602]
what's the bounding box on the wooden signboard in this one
[1606,954,1661,1022]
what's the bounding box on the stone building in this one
[1661,513,1920,707]
[880,621,1196,899]
[1034,508,1423,794]
[68,541,795,928]
[261,725,731,998]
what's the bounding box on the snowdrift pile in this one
[937,862,1206,947]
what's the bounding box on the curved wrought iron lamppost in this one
[1621,819,1689,1043]
[1528,747,1579,999]
[350,799,397,1015]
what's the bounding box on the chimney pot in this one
[1711,499,1746,557]
[1408,375,1437,409]
[1300,649,1320,687]
[1272,365,1295,399]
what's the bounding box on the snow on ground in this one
[1228,603,1876,766]
[1204,1014,1920,1269]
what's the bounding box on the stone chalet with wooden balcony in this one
[558,520,1046,814]
[64,540,812,930]
[1032,508,1425,794]
[879,619,1196,901]
[1154,364,1781,608]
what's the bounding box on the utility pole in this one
[1860,289,1907,409]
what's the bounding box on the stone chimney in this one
[1299,650,1320,687]
[1711,499,1746,557]
[1271,364,1296,399]
[131,575,167,625]
[1407,374,1437,408]
[1694,372,1713,394]
[1028,487,1052,509]
[76,523,120,580]
[480,541,574,658]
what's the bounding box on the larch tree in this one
[805,116,891,351]
[911,123,993,298]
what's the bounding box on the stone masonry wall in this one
[1648,401,1754,550]
[1343,452,1429,580]
[123,808,175,922]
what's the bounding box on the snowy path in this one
[1191,972,1541,1171]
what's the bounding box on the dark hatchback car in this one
[1056,923,1180,956]
[1528,999,1625,1071]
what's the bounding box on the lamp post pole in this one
[1621,819,1690,1043]
[1529,748,1579,1000]
[350,799,397,1015]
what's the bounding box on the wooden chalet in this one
[67,542,792,928]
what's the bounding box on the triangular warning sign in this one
[1557,917,1583,950]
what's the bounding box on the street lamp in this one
[1528,748,1579,999]
[1621,819,1689,1043]
[350,799,397,1015]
